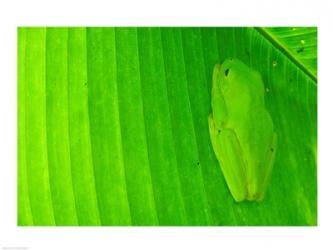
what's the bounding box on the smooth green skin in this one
[209,58,277,202]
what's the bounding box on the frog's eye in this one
[224,68,230,77]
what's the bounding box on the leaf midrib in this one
[255,27,317,83]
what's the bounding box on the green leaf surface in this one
[18,27,317,226]
[258,27,317,80]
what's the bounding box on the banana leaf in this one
[18,27,317,226]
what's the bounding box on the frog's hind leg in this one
[256,132,277,202]
[210,125,248,202]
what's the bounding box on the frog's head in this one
[219,58,249,102]
[218,58,256,112]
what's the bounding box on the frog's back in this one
[234,105,275,200]
[214,58,276,200]
[224,59,275,199]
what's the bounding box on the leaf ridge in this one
[255,27,317,82]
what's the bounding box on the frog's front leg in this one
[209,115,247,202]
[256,132,277,201]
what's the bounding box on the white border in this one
[1,0,333,249]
